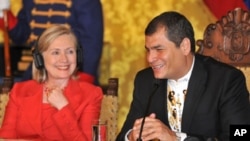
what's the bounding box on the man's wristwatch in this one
[175,132,187,141]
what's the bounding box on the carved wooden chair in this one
[196,7,250,98]
[0,92,8,126]
[100,78,119,141]
[0,77,13,126]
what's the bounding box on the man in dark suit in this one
[116,11,250,141]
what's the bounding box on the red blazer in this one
[0,79,103,140]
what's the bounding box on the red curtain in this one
[203,0,248,19]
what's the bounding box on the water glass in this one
[92,119,107,141]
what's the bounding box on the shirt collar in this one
[168,56,195,83]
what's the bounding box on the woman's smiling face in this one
[42,34,77,81]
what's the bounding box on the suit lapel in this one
[22,83,43,135]
[159,80,170,126]
[63,80,82,111]
[181,56,208,132]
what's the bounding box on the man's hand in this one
[129,113,177,141]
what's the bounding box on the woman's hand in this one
[46,87,69,110]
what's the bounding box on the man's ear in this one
[180,38,191,55]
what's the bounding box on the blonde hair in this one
[32,24,79,83]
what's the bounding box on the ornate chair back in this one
[100,78,119,141]
[196,8,250,98]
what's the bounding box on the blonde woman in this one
[0,25,103,140]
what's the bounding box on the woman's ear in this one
[180,38,191,55]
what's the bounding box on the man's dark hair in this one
[145,11,196,53]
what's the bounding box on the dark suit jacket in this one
[0,78,103,140]
[116,54,250,141]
